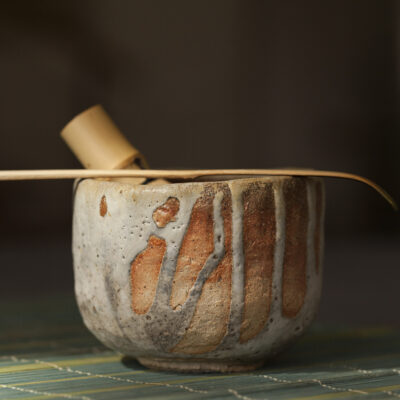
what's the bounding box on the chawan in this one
[72,176,324,372]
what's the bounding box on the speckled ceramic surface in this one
[72,176,325,372]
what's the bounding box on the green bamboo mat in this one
[0,296,399,400]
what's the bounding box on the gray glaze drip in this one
[215,181,245,351]
[103,264,135,347]
[145,191,226,351]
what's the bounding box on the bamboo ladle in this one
[0,169,396,211]
[0,105,397,211]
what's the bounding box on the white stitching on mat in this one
[33,360,209,395]
[0,346,106,359]
[3,355,208,395]
[338,364,400,399]
[228,388,268,400]
[0,383,92,400]
[255,373,368,395]
[392,368,400,375]
[338,363,385,375]
[384,391,400,399]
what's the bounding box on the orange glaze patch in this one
[314,181,323,273]
[282,179,308,318]
[171,185,233,354]
[152,197,180,228]
[100,195,107,217]
[240,183,275,343]
[131,236,166,314]
[170,188,215,309]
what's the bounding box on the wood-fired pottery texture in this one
[72,176,325,372]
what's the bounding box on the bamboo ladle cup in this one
[60,104,168,186]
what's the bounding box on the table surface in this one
[1,296,399,400]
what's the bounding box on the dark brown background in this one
[0,1,399,325]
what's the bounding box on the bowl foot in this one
[137,356,264,373]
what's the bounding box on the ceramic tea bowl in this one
[72,176,324,372]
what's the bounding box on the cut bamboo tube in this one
[61,105,146,170]
[0,168,396,210]
[60,105,169,185]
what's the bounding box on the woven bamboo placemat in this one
[1,296,399,400]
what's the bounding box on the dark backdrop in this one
[0,1,399,325]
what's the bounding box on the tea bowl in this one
[72,176,325,372]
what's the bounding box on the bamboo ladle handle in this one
[0,168,396,210]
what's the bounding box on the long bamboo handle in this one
[0,168,396,210]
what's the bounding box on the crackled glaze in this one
[72,176,325,372]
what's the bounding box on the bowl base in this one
[137,356,264,373]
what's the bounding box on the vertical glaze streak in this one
[172,186,232,354]
[240,183,276,343]
[269,181,285,319]
[218,180,245,349]
[170,190,215,309]
[131,236,166,314]
[282,179,308,318]
[314,181,323,273]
